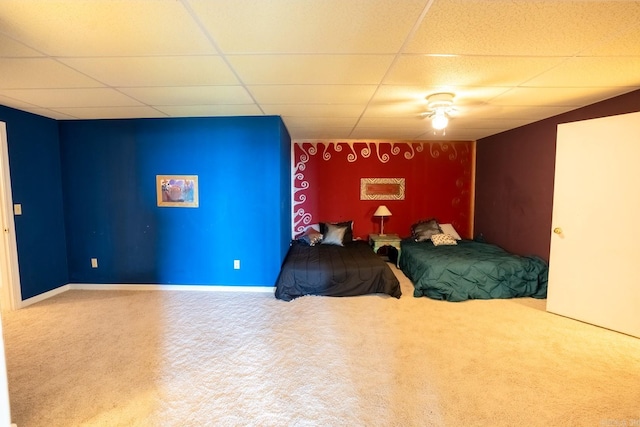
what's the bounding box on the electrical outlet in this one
[233,260,240,270]
[91,258,98,268]
[13,204,22,215]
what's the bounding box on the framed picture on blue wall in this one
[156,175,199,207]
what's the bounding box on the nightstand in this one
[369,233,402,266]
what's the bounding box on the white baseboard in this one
[68,284,276,293]
[19,284,275,308]
[20,285,71,308]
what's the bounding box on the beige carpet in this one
[2,266,640,427]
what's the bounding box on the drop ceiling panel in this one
[282,117,358,129]
[406,0,640,56]
[370,85,509,106]
[492,87,633,107]
[227,55,394,85]
[584,25,640,56]
[349,127,426,140]
[261,104,364,117]
[0,34,44,57]
[0,1,639,140]
[59,56,240,87]
[0,59,102,89]
[287,127,356,140]
[361,103,427,119]
[189,0,428,54]
[119,86,255,106]
[20,108,77,120]
[357,117,431,130]
[51,106,167,120]
[0,0,215,56]
[525,57,640,87]
[248,85,378,104]
[155,105,263,117]
[384,55,565,87]
[464,105,575,121]
[0,88,143,108]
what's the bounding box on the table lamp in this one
[373,205,392,236]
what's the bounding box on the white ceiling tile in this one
[462,104,575,122]
[17,108,77,120]
[248,85,377,104]
[0,34,44,57]
[357,117,430,130]
[262,104,365,118]
[155,105,264,117]
[406,0,640,56]
[349,127,426,140]
[119,86,255,105]
[0,94,40,110]
[59,56,240,87]
[0,58,103,89]
[525,57,640,87]
[384,55,565,87]
[288,127,356,140]
[227,55,394,85]
[190,0,428,54]
[1,88,143,108]
[0,0,215,56]
[51,106,168,120]
[282,117,358,129]
[450,117,533,130]
[584,24,640,56]
[371,85,510,107]
[491,87,634,107]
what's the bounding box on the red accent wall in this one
[475,89,640,262]
[293,141,475,240]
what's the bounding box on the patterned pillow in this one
[431,233,458,246]
[298,229,323,246]
[412,219,442,242]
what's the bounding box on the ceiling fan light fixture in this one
[431,109,449,130]
[426,92,455,131]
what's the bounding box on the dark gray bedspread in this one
[274,240,401,301]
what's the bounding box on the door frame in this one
[0,122,21,311]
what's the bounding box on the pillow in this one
[320,220,353,243]
[298,229,323,246]
[321,223,347,246]
[439,223,462,240]
[411,219,442,242]
[431,233,458,246]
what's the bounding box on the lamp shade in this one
[373,205,392,217]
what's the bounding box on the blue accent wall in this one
[0,106,69,299]
[59,116,291,287]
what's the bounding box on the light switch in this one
[13,204,21,215]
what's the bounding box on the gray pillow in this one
[321,223,347,246]
[412,219,442,242]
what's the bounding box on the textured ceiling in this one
[0,0,639,141]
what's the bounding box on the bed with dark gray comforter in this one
[275,240,401,301]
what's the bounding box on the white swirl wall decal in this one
[292,141,470,237]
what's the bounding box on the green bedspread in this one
[399,239,548,301]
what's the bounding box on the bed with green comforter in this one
[399,239,548,301]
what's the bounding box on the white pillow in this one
[439,223,462,240]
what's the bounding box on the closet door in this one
[547,111,640,338]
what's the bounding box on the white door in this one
[0,122,21,312]
[547,111,640,338]
[0,123,15,426]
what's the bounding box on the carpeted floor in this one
[2,265,640,427]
